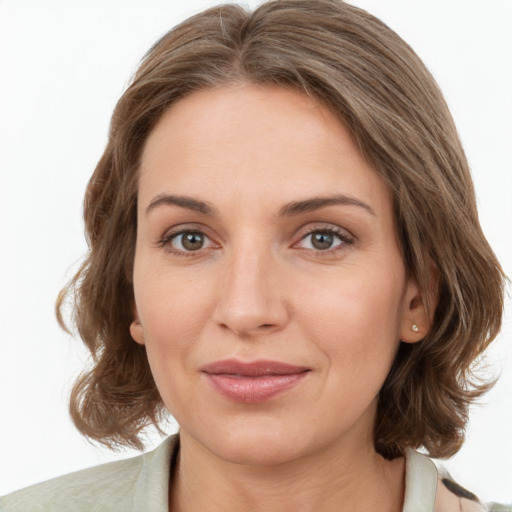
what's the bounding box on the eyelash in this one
[158,228,215,257]
[158,225,354,257]
[296,225,355,255]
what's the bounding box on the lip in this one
[201,359,310,403]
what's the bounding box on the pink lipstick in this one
[201,359,310,403]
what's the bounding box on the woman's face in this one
[131,85,423,465]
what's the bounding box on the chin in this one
[183,417,336,468]
[212,435,307,467]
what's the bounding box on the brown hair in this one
[57,0,505,459]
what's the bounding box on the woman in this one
[1,1,508,510]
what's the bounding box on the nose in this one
[212,243,290,338]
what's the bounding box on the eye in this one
[297,228,353,252]
[163,230,214,253]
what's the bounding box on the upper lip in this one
[201,359,310,377]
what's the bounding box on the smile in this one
[201,359,311,403]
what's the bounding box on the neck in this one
[169,430,405,512]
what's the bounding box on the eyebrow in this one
[146,194,217,216]
[145,193,375,217]
[278,194,375,217]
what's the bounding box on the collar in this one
[138,436,440,512]
[403,447,438,512]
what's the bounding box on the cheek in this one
[138,299,204,416]
[135,260,213,342]
[296,262,405,373]
[132,264,215,399]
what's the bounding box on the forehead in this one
[138,84,391,216]
[142,85,342,166]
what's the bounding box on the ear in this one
[399,276,431,344]
[130,305,146,346]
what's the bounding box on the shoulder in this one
[404,448,498,512]
[404,448,512,512]
[1,455,144,512]
[435,468,512,512]
[0,435,178,512]
[434,470,488,512]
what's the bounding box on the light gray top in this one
[1,435,494,511]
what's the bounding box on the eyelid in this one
[173,231,213,249]
[158,224,219,255]
[293,224,355,252]
[156,222,354,255]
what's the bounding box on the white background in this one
[1,0,511,504]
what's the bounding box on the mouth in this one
[200,359,311,403]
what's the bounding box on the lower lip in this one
[204,372,308,403]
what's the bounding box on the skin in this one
[130,85,428,512]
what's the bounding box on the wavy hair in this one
[57,0,505,458]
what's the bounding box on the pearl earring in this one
[412,324,420,333]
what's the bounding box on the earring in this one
[412,324,420,333]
